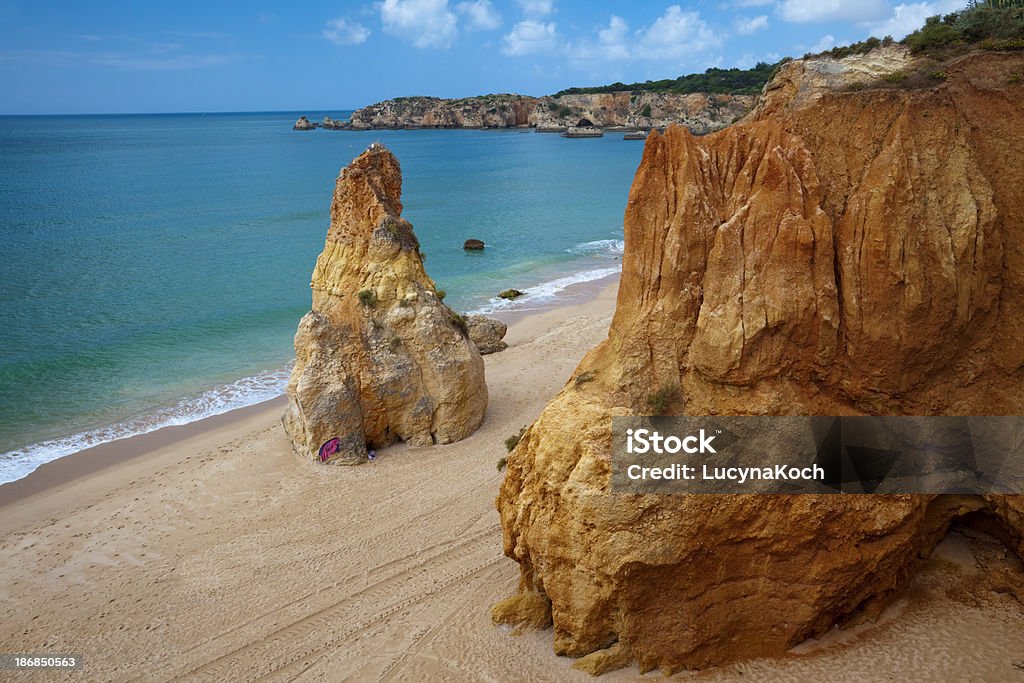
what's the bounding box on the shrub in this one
[883,71,909,82]
[435,289,446,301]
[646,384,679,415]
[821,36,886,59]
[976,0,1024,7]
[497,457,507,472]
[639,103,652,118]
[977,36,1024,49]
[903,6,1024,54]
[574,370,596,387]
[449,311,468,336]
[357,289,378,307]
[958,5,1024,42]
[930,70,949,79]
[904,15,963,53]
[504,426,527,452]
[558,105,572,118]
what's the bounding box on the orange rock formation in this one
[495,52,1024,673]
[284,144,486,464]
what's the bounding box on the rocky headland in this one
[341,91,756,134]
[283,144,487,464]
[494,48,1024,674]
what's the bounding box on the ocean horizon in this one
[0,110,642,483]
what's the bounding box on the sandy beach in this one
[1,277,1022,682]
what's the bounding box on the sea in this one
[0,111,644,484]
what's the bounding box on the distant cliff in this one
[344,92,756,134]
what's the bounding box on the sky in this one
[0,0,969,114]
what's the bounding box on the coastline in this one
[0,272,1021,681]
[0,113,639,489]
[0,262,622,490]
[0,273,619,522]
[0,275,622,681]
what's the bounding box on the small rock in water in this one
[464,239,485,250]
[498,289,525,300]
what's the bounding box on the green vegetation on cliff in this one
[553,61,779,97]
[903,2,1024,54]
[553,2,1023,100]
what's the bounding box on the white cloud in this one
[565,8,720,67]
[502,20,558,55]
[596,15,631,61]
[323,17,371,45]
[733,53,758,68]
[634,6,720,60]
[865,0,964,39]
[809,34,837,52]
[380,0,458,49]
[516,0,554,17]
[733,0,773,6]
[735,15,769,35]
[456,0,501,30]
[778,0,891,23]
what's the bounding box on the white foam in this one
[0,236,627,486]
[566,238,625,257]
[0,367,292,485]
[467,265,621,315]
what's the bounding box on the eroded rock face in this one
[284,144,487,464]
[753,45,915,119]
[496,52,1024,673]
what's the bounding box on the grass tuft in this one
[357,289,378,307]
[504,426,527,453]
[574,370,596,387]
[449,311,469,336]
[646,384,679,415]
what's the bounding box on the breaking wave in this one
[0,368,291,485]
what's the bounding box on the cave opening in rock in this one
[948,504,1024,560]
[577,118,594,127]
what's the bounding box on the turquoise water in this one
[0,112,642,482]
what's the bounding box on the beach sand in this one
[1,277,1022,682]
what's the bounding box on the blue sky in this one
[0,0,967,114]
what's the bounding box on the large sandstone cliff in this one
[495,51,1024,673]
[283,144,487,464]
[345,92,755,134]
